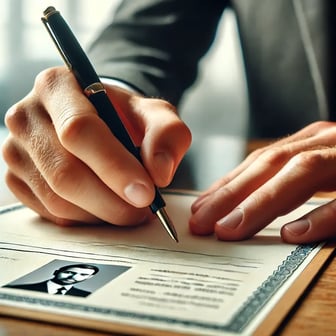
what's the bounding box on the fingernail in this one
[285,219,310,235]
[124,182,152,206]
[154,152,174,179]
[216,208,243,229]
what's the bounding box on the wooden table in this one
[1,139,336,335]
[278,247,336,335]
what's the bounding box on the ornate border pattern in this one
[0,244,316,334]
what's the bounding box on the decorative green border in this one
[0,244,316,333]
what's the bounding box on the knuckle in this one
[306,120,331,133]
[4,171,32,204]
[42,190,71,219]
[290,151,323,171]
[4,103,29,135]
[248,147,265,159]
[216,185,236,201]
[34,67,62,95]
[4,170,20,192]
[46,158,79,197]
[42,183,84,222]
[260,147,290,168]
[1,138,23,168]
[58,113,93,148]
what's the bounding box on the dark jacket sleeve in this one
[88,0,228,105]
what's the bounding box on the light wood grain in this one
[278,252,336,335]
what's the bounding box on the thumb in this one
[140,98,192,187]
[104,85,192,187]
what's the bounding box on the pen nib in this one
[156,208,179,243]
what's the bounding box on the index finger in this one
[215,147,336,240]
[35,67,156,207]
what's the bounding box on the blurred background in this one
[0,0,248,204]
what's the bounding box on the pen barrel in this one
[89,92,166,212]
[44,8,100,88]
[89,92,139,157]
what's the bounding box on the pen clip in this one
[41,9,72,71]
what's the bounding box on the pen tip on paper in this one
[156,208,179,243]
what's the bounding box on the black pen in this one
[41,6,178,242]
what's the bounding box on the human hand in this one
[2,66,191,226]
[189,121,336,244]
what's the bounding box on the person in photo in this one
[4,263,99,297]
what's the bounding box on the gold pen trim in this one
[84,82,106,97]
[43,6,59,19]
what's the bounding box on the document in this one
[0,191,333,335]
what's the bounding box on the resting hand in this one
[2,66,191,226]
[189,121,336,243]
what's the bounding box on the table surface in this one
[1,138,336,335]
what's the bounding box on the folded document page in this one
[0,191,332,335]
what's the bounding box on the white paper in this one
[0,192,327,335]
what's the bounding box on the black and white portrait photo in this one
[3,259,130,298]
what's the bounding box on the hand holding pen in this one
[42,6,182,241]
[2,8,191,240]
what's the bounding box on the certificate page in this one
[0,192,328,336]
